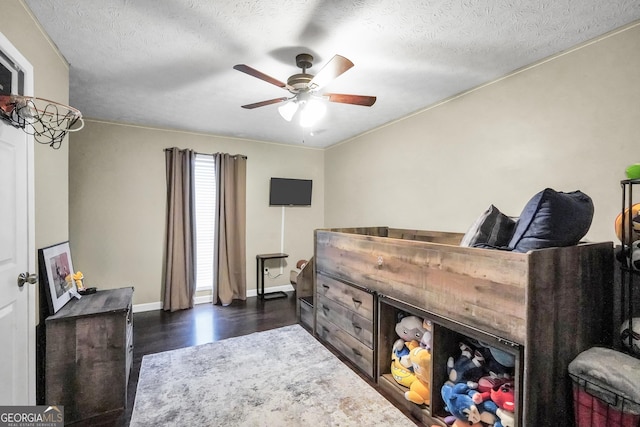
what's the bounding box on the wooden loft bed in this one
[306,227,613,426]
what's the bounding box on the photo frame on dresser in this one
[38,241,75,315]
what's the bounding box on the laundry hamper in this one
[568,347,640,427]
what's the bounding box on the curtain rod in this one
[163,148,247,159]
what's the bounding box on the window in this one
[194,154,216,290]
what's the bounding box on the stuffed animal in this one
[392,338,420,369]
[476,343,515,378]
[391,315,429,388]
[73,271,85,291]
[420,319,433,350]
[441,382,497,425]
[395,315,427,342]
[392,315,426,375]
[430,420,483,427]
[476,374,511,394]
[491,382,515,412]
[404,346,431,405]
[441,382,476,422]
[391,352,416,387]
[472,381,515,412]
[447,342,485,386]
[451,420,484,427]
[496,407,516,427]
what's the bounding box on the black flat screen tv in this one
[269,178,312,206]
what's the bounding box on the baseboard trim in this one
[132,284,295,313]
[132,301,162,313]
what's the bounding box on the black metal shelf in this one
[619,179,639,357]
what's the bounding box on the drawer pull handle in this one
[322,326,330,334]
[321,305,330,314]
[322,284,330,290]
[352,323,362,332]
[351,348,363,357]
[352,298,362,307]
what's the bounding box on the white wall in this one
[325,22,640,244]
[69,121,324,305]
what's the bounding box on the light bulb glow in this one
[278,100,298,122]
[299,99,326,127]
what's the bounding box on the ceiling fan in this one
[233,53,376,127]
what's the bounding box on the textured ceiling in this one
[23,0,640,148]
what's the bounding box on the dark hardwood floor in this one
[116,292,298,426]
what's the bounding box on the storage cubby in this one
[377,295,523,426]
[377,296,442,426]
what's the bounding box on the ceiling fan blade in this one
[241,97,289,109]
[233,64,288,89]
[324,93,377,107]
[308,55,354,90]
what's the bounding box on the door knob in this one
[17,272,38,288]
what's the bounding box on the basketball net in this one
[0,94,84,149]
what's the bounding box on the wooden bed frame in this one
[308,227,614,426]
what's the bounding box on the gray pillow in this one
[460,205,516,248]
[508,188,594,253]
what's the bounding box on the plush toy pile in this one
[391,314,517,426]
[390,314,433,405]
[440,340,516,427]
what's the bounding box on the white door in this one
[0,32,36,405]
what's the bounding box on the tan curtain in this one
[163,147,196,312]
[213,153,247,305]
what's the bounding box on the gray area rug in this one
[130,324,416,426]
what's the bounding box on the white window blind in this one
[194,154,216,290]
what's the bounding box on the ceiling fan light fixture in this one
[278,100,298,122]
[235,53,374,131]
[299,98,326,128]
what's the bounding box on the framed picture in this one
[38,241,75,314]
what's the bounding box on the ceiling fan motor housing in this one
[287,53,315,92]
[287,73,313,91]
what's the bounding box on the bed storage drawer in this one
[316,273,374,321]
[316,315,374,377]
[317,294,374,348]
[315,272,376,378]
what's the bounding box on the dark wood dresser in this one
[45,287,134,425]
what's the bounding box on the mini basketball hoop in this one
[0,94,84,149]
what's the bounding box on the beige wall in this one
[2,1,70,322]
[2,1,70,248]
[69,121,324,305]
[325,22,640,244]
